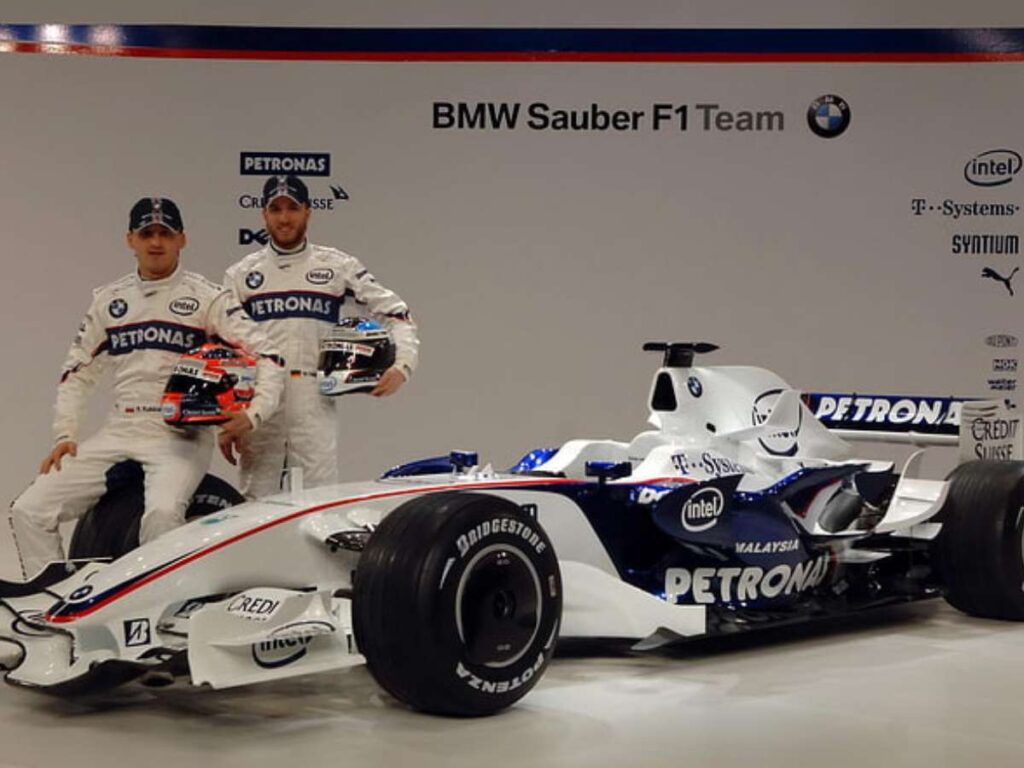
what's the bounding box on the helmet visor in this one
[318,338,395,375]
[164,373,230,396]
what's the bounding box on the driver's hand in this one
[218,412,254,466]
[41,441,77,474]
[371,366,407,398]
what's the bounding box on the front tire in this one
[353,491,561,716]
[937,460,1024,620]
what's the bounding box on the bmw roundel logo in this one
[807,94,851,139]
[246,270,265,289]
[68,585,94,602]
[687,376,703,398]
[319,376,337,394]
[108,298,128,318]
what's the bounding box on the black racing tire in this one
[67,460,243,561]
[352,491,561,717]
[936,460,1024,620]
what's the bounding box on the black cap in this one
[262,175,310,207]
[129,197,184,233]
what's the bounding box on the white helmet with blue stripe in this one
[317,318,395,396]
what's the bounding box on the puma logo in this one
[982,266,1019,296]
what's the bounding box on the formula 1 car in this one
[2,342,1023,717]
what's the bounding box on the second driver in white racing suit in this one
[224,175,419,499]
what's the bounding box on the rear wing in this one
[802,393,1021,462]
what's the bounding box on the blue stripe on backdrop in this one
[1,25,1023,60]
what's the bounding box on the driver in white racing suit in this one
[9,198,285,578]
[224,175,419,498]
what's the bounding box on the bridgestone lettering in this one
[456,518,547,558]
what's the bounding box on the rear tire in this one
[937,460,1024,620]
[353,491,561,716]
[67,461,243,561]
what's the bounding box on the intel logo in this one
[681,488,725,532]
[306,268,334,285]
[169,297,200,316]
[251,636,312,669]
[964,149,1022,187]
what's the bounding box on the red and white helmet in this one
[161,343,257,425]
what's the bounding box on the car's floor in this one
[0,600,1021,767]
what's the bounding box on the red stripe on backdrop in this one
[8,42,1024,63]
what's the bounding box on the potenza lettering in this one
[456,653,545,694]
[456,518,547,557]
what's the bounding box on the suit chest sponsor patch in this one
[244,291,342,322]
[105,321,207,355]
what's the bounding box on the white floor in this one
[1,601,1023,768]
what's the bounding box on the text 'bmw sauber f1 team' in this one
[3,341,1023,716]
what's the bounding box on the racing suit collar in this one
[270,238,309,259]
[134,262,184,290]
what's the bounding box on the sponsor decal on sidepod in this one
[665,555,829,604]
[671,451,745,478]
[736,539,800,555]
[680,487,725,532]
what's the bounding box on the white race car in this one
[2,342,1022,716]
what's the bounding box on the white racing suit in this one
[9,267,284,578]
[225,241,419,499]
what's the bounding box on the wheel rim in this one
[455,544,543,669]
